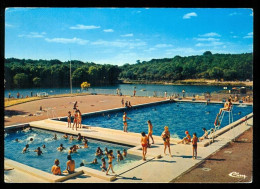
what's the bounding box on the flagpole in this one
[69,49,72,94]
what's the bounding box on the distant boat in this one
[223,87,227,89]
[140,89,146,91]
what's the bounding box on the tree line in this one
[4,51,253,89]
[119,51,253,82]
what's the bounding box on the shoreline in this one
[121,79,253,87]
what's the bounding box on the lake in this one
[4,84,232,98]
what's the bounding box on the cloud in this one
[70,24,100,30]
[195,41,224,47]
[243,32,253,39]
[199,32,221,37]
[5,23,14,27]
[154,44,173,48]
[103,29,114,32]
[194,38,220,42]
[183,12,197,19]
[165,47,204,55]
[121,33,134,37]
[45,37,88,45]
[91,39,146,48]
[18,32,46,38]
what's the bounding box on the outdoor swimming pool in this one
[4,128,140,173]
[81,102,253,139]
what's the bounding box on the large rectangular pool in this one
[4,128,141,173]
[80,102,253,139]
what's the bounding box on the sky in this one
[5,8,253,66]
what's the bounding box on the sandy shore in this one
[4,94,164,126]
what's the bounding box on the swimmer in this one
[161,126,172,157]
[30,138,33,142]
[122,149,127,157]
[177,131,191,144]
[199,128,209,141]
[68,147,73,155]
[106,150,115,175]
[104,147,109,156]
[57,144,65,151]
[63,133,68,139]
[64,155,75,174]
[53,134,57,140]
[42,144,46,148]
[80,162,84,167]
[69,135,75,140]
[92,158,98,164]
[95,147,103,156]
[77,133,82,141]
[22,144,29,153]
[141,132,148,160]
[82,136,88,143]
[100,158,107,172]
[51,159,61,175]
[15,138,19,142]
[117,150,124,162]
[34,147,43,156]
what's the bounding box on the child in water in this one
[117,150,124,162]
[122,149,127,157]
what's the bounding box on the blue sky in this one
[5,8,253,65]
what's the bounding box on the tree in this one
[13,73,29,88]
[81,81,91,91]
[203,51,212,56]
[33,77,41,87]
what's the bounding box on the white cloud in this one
[165,47,204,55]
[70,24,100,30]
[195,41,224,47]
[121,33,134,37]
[91,39,146,48]
[154,44,173,48]
[194,37,220,42]
[45,37,88,45]
[243,32,253,39]
[103,29,114,32]
[183,12,197,19]
[199,32,221,37]
[18,32,46,38]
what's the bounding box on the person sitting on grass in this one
[117,150,124,162]
[178,131,191,144]
[63,155,75,174]
[51,159,61,175]
[199,128,209,141]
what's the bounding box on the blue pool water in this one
[4,128,140,173]
[81,102,253,139]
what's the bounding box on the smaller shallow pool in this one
[4,128,141,173]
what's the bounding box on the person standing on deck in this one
[123,112,131,132]
[133,87,136,97]
[182,89,186,98]
[147,120,154,145]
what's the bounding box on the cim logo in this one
[228,171,247,179]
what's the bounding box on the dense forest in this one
[119,51,253,82]
[4,51,253,89]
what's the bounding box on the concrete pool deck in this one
[4,112,253,183]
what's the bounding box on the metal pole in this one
[69,49,72,94]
